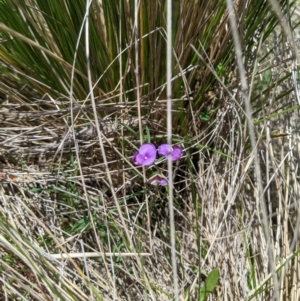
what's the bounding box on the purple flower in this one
[132,143,157,166]
[147,174,168,186]
[157,144,182,161]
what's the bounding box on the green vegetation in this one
[0,0,300,300]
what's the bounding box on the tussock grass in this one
[0,0,300,300]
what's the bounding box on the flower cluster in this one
[132,142,183,186]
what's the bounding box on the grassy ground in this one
[1,0,300,300]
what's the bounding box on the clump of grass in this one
[0,0,300,300]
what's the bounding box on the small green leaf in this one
[145,126,151,143]
[119,122,139,140]
[199,268,219,301]
[199,109,215,121]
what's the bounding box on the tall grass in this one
[0,0,300,300]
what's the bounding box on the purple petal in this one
[158,144,172,156]
[171,146,182,161]
[133,143,157,166]
[132,152,139,164]
[158,144,182,161]
[133,153,146,165]
[139,143,156,156]
[157,176,168,186]
[147,175,168,186]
